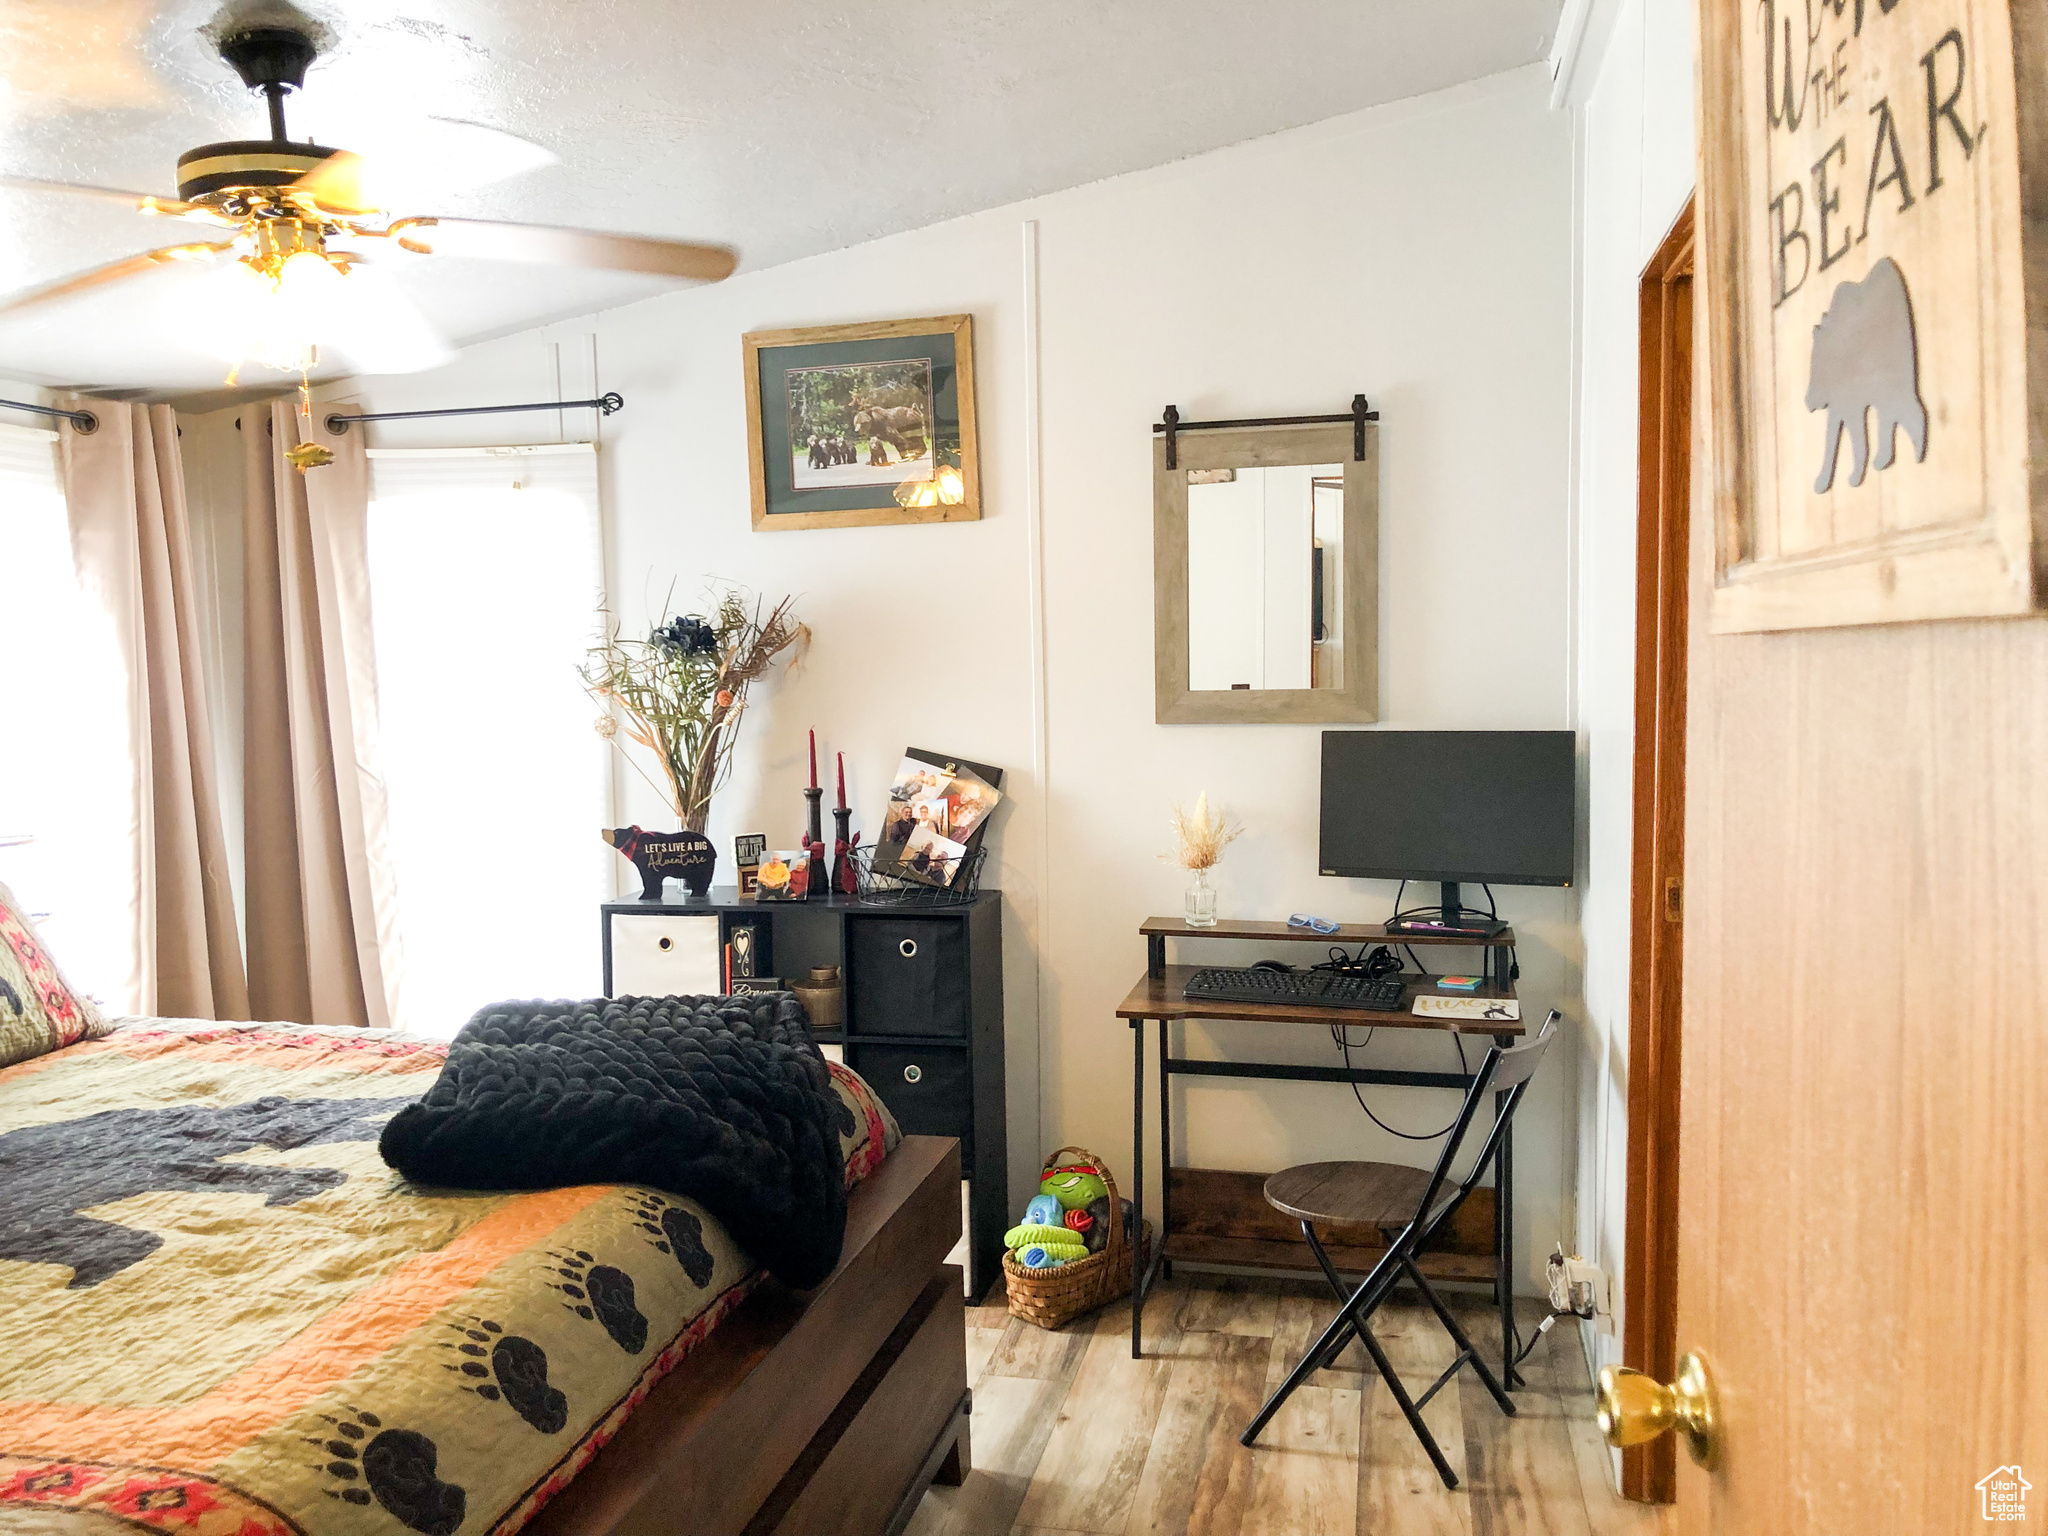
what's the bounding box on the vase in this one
[1184,866,1218,927]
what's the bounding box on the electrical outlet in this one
[1545,1246,1608,1322]
[1565,1256,1607,1321]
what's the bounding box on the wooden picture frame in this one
[1697,0,2048,631]
[1153,421,1380,724]
[744,315,981,532]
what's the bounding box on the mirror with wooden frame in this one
[1154,419,1379,723]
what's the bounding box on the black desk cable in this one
[1311,944,1469,1141]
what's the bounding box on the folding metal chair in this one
[1239,1010,1561,1489]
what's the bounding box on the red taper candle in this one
[836,751,846,810]
[808,728,817,789]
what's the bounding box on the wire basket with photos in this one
[851,840,988,906]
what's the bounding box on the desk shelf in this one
[1166,1168,1499,1283]
[1117,965,1523,1032]
[1139,915,1518,946]
[1141,915,1518,992]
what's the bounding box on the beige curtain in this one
[59,401,250,1019]
[239,401,403,1028]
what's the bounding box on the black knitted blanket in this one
[379,994,851,1288]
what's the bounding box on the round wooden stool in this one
[1263,1160,1439,1232]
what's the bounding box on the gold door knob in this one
[1596,1351,1722,1470]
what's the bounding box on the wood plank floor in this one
[909,1272,1675,1536]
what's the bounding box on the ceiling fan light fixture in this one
[274,247,345,330]
[193,258,271,364]
[200,245,344,376]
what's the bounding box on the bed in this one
[0,1020,969,1536]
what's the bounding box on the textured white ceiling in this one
[0,0,1563,395]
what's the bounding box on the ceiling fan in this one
[0,24,737,384]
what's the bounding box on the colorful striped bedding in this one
[0,1022,898,1536]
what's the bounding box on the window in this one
[0,424,138,1009]
[366,444,608,1036]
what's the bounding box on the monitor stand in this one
[1388,881,1508,939]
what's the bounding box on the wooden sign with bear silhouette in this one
[1698,1,2048,630]
[602,826,716,899]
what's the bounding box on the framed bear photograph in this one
[743,314,981,531]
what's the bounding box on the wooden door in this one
[1622,199,1692,1506]
[1673,299,2048,1531]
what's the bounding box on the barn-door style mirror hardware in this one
[1698,1,2048,630]
[1153,398,1380,724]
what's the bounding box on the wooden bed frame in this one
[526,1134,970,1536]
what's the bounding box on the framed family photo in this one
[743,314,981,531]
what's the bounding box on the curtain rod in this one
[324,392,623,435]
[0,398,98,433]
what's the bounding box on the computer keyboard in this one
[1182,966,1407,1012]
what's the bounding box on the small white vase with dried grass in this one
[1167,792,1242,927]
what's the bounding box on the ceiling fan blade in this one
[290,152,381,216]
[0,176,230,224]
[324,263,456,375]
[291,123,556,217]
[0,241,238,319]
[387,217,737,283]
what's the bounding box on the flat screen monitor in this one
[1319,730,1576,887]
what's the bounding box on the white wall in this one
[1561,0,1697,1398]
[324,66,1577,1288]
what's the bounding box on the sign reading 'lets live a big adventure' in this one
[1699,1,2048,630]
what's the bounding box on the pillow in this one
[0,879,110,1068]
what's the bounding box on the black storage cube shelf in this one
[601,889,1007,1300]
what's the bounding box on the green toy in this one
[1004,1223,1086,1262]
[1040,1161,1110,1211]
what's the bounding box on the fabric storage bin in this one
[855,1043,972,1149]
[608,912,723,995]
[846,917,969,1036]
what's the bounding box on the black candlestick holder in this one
[831,805,856,896]
[802,786,827,900]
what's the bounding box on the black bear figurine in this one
[602,826,717,899]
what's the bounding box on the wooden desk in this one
[1120,921,1527,1388]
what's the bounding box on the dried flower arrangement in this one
[1166,792,1243,870]
[583,587,808,832]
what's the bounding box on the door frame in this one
[1620,195,1693,1506]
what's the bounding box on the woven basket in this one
[1002,1146,1153,1330]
